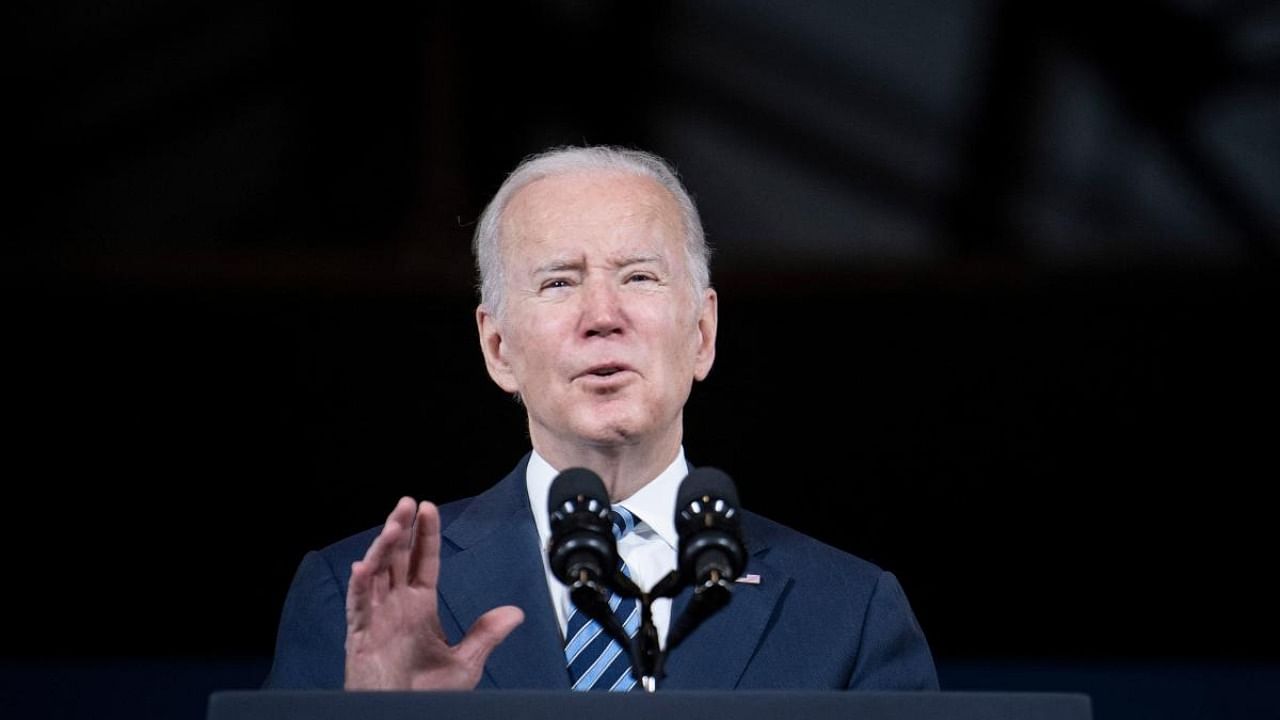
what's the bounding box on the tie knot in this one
[609,506,636,541]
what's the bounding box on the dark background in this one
[5,2,1278,718]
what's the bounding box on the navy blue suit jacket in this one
[264,455,938,690]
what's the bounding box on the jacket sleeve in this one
[847,571,939,690]
[261,551,348,689]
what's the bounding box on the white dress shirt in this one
[526,448,685,648]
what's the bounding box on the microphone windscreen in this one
[676,467,739,511]
[549,467,609,513]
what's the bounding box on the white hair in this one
[472,145,710,316]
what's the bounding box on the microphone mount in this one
[547,466,747,692]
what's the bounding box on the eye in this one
[540,278,573,291]
[626,272,658,283]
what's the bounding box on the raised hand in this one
[344,497,525,689]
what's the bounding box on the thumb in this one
[456,605,525,668]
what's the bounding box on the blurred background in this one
[5,1,1278,718]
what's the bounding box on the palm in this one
[344,498,524,690]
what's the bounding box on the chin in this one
[574,423,641,447]
[570,410,651,447]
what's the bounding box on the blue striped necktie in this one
[564,506,640,692]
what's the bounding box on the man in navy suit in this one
[265,146,938,692]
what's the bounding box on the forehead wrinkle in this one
[500,170,686,278]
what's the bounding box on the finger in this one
[387,497,417,587]
[361,524,401,607]
[360,498,414,584]
[455,605,525,670]
[373,557,391,605]
[346,560,372,632]
[408,501,441,588]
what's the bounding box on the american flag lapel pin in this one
[735,573,762,585]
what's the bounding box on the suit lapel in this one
[661,518,789,689]
[437,459,568,689]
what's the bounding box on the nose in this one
[580,278,625,338]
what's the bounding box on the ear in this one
[476,304,520,394]
[692,288,718,381]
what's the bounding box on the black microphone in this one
[546,467,618,588]
[546,467,646,684]
[676,467,747,588]
[666,467,747,652]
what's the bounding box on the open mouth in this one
[581,364,632,380]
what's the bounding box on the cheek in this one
[665,306,702,353]
[506,322,567,380]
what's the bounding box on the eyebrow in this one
[616,253,665,269]
[532,253,666,275]
[532,258,585,275]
